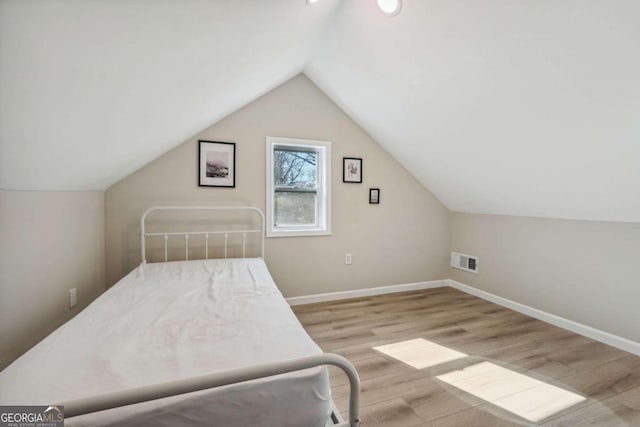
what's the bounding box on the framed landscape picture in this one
[199,140,236,188]
[343,157,362,183]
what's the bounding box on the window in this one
[266,137,331,237]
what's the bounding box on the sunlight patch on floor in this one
[373,338,467,369]
[436,361,586,422]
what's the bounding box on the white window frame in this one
[266,136,331,238]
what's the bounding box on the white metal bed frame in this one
[140,206,266,263]
[62,206,361,427]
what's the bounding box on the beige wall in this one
[0,190,105,369]
[450,212,640,342]
[4,75,638,373]
[105,74,450,296]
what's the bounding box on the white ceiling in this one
[0,0,341,190]
[1,0,639,223]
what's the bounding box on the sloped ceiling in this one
[0,0,341,190]
[1,0,639,223]
[306,0,640,223]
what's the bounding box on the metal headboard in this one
[140,206,265,264]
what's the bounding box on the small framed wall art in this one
[199,140,236,188]
[343,157,362,183]
[369,188,380,204]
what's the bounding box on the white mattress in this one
[0,258,332,426]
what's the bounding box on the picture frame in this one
[343,157,362,183]
[199,140,236,188]
[369,188,380,204]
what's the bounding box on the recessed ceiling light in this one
[377,0,402,16]
[307,0,320,4]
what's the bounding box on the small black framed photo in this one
[369,188,380,204]
[343,157,362,183]
[199,140,236,188]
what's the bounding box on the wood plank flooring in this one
[292,287,640,426]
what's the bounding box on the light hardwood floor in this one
[292,287,640,426]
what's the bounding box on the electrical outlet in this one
[69,288,77,308]
[345,253,352,265]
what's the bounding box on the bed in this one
[0,206,360,427]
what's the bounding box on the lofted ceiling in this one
[0,0,341,190]
[1,0,639,223]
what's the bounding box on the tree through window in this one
[266,137,331,237]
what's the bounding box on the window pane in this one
[266,137,331,237]
[275,192,317,226]
[274,149,317,188]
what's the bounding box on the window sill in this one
[266,229,332,238]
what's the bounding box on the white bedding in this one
[0,258,332,426]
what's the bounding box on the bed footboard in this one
[61,353,361,427]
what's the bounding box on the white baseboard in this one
[447,279,640,357]
[286,280,446,306]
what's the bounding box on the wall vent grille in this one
[451,251,479,273]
